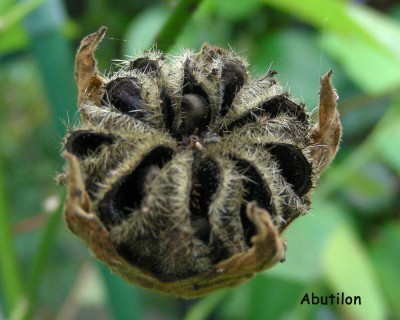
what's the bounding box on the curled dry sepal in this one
[59,27,341,298]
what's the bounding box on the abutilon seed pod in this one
[58,27,341,298]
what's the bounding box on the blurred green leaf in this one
[123,5,169,54]
[373,99,400,174]
[348,5,400,61]
[0,0,44,31]
[323,224,386,320]
[0,24,29,55]
[250,29,337,109]
[0,0,52,55]
[326,5,400,94]
[268,202,345,282]
[315,97,400,200]
[324,33,400,94]
[369,223,400,319]
[339,162,397,214]
[217,285,250,320]
[261,0,400,94]
[247,275,305,320]
[261,0,377,42]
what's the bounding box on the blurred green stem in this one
[0,158,23,315]
[154,0,203,52]
[183,290,230,320]
[18,201,64,320]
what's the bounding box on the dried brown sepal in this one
[311,71,342,173]
[63,152,285,297]
[75,26,107,118]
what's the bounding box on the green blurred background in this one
[1,0,399,319]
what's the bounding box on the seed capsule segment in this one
[220,60,247,116]
[98,146,175,226]
[265,143,312,197]
[103,77,143,117]
[66,130,114,158]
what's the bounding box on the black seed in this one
[103,77,143,117]
[233,158,276,246]
[66,130,114,158]
[129,58,159,73]
[160,90,174,131]
[220,60,246,116]
[265,143,312,196]
[180,94,210,135]
[190,158,220,243]
[98,146,174,225]
[225,95,307,133]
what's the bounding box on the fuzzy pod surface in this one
[59,27,342,298]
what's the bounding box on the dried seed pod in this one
[59,27,341,298]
